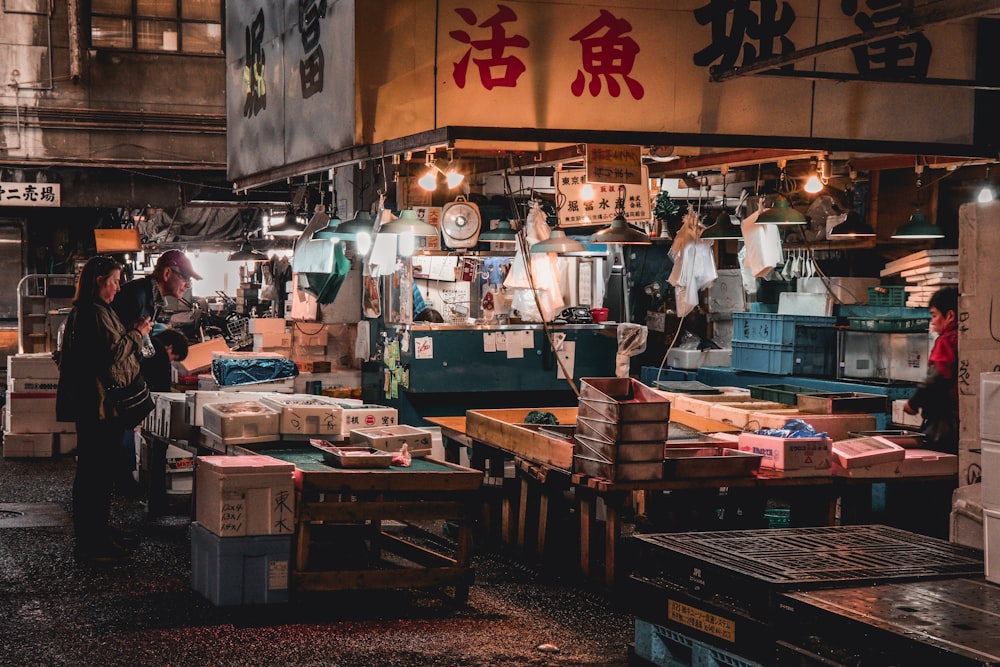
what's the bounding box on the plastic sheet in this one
[211,356,298,386]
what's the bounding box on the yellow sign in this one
[587,144,642,185]
[667,599,736,643]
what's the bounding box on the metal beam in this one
[711,0,1000,83]
[745,68,1000,90]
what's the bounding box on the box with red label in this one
[350,425,433,458]
[737,432,832,476]
[337,404,397,432]
[260,394,342,436]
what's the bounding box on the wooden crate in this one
[465,407,578,471]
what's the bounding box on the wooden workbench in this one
[245,445,482,603]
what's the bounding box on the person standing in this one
[56,256,154,565]
[140,328,189,392]
[903,286,959,454]
[113,249,202,329]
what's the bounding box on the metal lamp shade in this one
[379,209,440,237]
[757,195,807,225]
[269,207,308,235]
[530,229,587,253]
[228,239,269,262]
[329,211,374,240]
[702,212,743,240]
[828,211,876,238]
[311,213,343,239]
[479,219,518,241]
[891,211,944,240]
[587,215,651,245]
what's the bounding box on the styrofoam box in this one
[165,443,195,474]
[248,318,287,335]
[831,436,905,469]
[9,378,59,392]
[707,269,745,313]
[951,483,983,551]
[797,277,879,305]
[350,425,433,457]
[665,348,732,370]
[252,333,291,350]
[982,439,1000,510]
[737,432,832,476]
[337,404,398,432]
[190,521,290,606]
[195,455,295,537]
[149,392,191,441]
[185,390,271,426]
[260,394,341,436]
[777,291,833,317]
[2,432,55,458]
[202,401,279,440]
[981,373,1000,441]
[7,353,60,379]
[891,399,924,428]
[985,506,1000,584]
[831,448,958,478]
[57,432,77,455]
[5,391,75,434]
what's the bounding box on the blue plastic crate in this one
[732,312,836,346]
[731,341,836,377]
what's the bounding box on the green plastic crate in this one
[848,316,930,332]
[747,383,812,405]
[867,285,906,307]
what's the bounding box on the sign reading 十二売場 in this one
[0,182,60,207]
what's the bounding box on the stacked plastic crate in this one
[730,312,837,377]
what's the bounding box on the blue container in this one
[732,312,836,347]
[731,341,836,377]
[190,522,291,606]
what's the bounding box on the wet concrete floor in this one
[0,454,633,667]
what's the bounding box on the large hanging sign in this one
[0,182,60,207]
[587,145,643,186]
[555,166,649,228]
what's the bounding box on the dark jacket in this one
[113,276,157,329]
[908,325,959,453]
[56,301,144,423]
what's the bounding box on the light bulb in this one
[580,183,595,201]
[804,175,824,193]
[418,170,437,191]
[978,184,995,203]
[445,170,464,188]
[356,231,373,256]
[398,231,415,257]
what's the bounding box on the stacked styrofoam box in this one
[3,353,74,458]
[706,269,743,348]
[336,403,398,433]
[146,392,192,441]
[200,401,279,453]
[981,373,1000,580]
[250,318,290,354]
[192,455,295,605]
[260,394,342,439]
[184,390,271,427]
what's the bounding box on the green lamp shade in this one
[701,212,743,240]
[530,229,587,253]
[311,213,343,239]
[587,215,651,245]
[757,195,807,225]
[479,219,518,241]
[329,211,374,240]
[891,211,944,240]
[228,239,269,262]
[379,209,439,237]
[828,211,876,238]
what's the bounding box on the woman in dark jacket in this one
[56,256,153,564]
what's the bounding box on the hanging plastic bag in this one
[615,323,647,378]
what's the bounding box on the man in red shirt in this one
[904,286,959,454]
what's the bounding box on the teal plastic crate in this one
[732,341,836,377]
[747,383,811,405]
[867,285,906,307]
[847,316,930,332]
[732,312,836,346]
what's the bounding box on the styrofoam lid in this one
[196,454,294,472]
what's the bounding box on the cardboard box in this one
[190,521,290,605]
[350,425,433,457]
[177,337,231,374]
[260,394,342,436]
[985,506,1000,585]
[746,411,876,442]
[338,404,397,432]
[252,332,291,350]
[738,432,832,476]
[982,439,1000,510]
[291,327,329,348]
[831,448,958,478]
[4,391,75,434]
[7,353,60,379]
[195,455,295,537]
[2,432,55,458]
[9,378,60,392]
[248,318,287,335]
[202,401,279,440]
[982,373,1000,442]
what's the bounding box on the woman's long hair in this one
[73,255,121,305]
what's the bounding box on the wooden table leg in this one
[537,491,550,559]
[517,475,530,551]
[604,496,620,588]
[578,490,595,577]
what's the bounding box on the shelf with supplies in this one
[16,274,76,355]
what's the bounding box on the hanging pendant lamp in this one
[891,210,944,240]
[379,209,439,237]
[479,219,518,241]
[587,185,651,245]
[228,237,269,262]
[829,210,876,238]
[327,211,374,240]
[530,229,587,253]
[268,206,308,235]
[758,161,807,225]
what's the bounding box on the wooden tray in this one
[796,392,889,414]
[662,447,762,478]
[466,407,578,471]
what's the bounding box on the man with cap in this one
[111,249,200,500]
[113,249,202,330]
